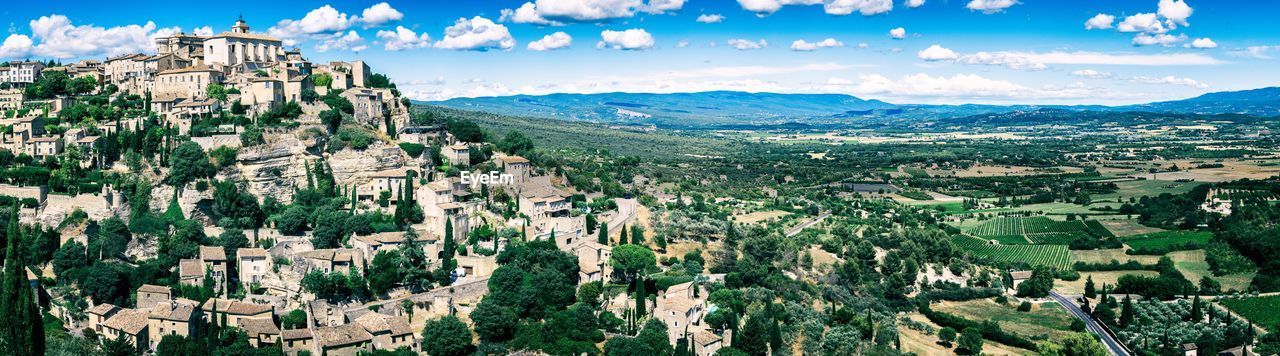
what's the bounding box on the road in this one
[785,212,831,237]
[1049,291,1130,356]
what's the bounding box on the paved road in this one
[1049,291,1130,356]
[785,212,831,237]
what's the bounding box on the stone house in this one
[201,298,273,328]
[352,312,416,352]
[237,247,270,287]
[100,308,150,351]
[146,301,197,350]
[313,323,374,356]
[136,284,172,309]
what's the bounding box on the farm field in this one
[1054,271,1159,295]
[954,235,1072,270]
[1070,248,1161,265]
[1219,295,1280,332]
[965,216,1113,244]
[1123,230,1212,250]
[734,210,791,224]
[897,313,1035,356]
[1094,179,1204,201]
[1099,219,1164,237]
[933,298,1076,339]
[1167,250,1255,293]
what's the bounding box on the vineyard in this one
[965,217,1114,245]
[1219,295,1280,332]
[954,235,1073,270]
[1123,230,1212,250]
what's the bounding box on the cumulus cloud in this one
[0,34,34,59]
[376,26,431,51]
[889,27,906,39]
[1070,69,1111,79]
[905,0,924,8]
[434,17,515,51]
[1187,38,1216,49]
[1157,0,1192,28]
[1228,45,1278,59]
[528,31,573,51]
[269,5,355,43]
[14,14,179,59]
[1084,14,1114,30]
[361,2,405,27]
[737,0,893,17]
[948,50,1221,68]
[1129,75,1206,88]
[696,14,725,23]
[502,0,682,24]
[315,30,366,52]
[1117,13,1166,33]
[965,0,1018,14]
[917,45,958,61]
[790,38,843,51]
[728,38,768,50]
[192,26,214,36]
[676,39,691,48]
[598,28,654,50]
[956,51,1047,70]
[658,62,850,78]
[1132,33,1185,47]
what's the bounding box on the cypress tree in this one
[441,219,455,270]
[631,225,644,245]
[635,276,647,317]
[0,211,44,356]
[1190,295,1202,322]
[597,222,608,245]
[620,225,628,244]
[1120,295,1134,327]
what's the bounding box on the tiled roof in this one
[201,298,273,316]
[87,303,118,316]
[102,309,149,335]
[354,312,413,337]
[200,246,227,261]
[314,323,373,348]
[149,302,195,322]
[179,259,204,278]
[237,248,268,258]
[138,284,171,294]
[239,317,281,337]
[281,328,313,340]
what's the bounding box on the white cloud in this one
[791,38,843,51]
[658,62,850,79]
[0,34,33,59]
[917,44,958,61]
[823,0,894,16]
[956,51,1047,70]
[528,31,573,51]
[376,26,430,51]
[1228,45,1278,59]
[502,0,682,23]
[736,0,893,16]
[1132,33,1185,47]
[20,15,178,59]
[315,30,366,52]
[500,3,561,26]
[398,77,446,86]
[434,17,516,51]
[360,2,404,27]
[1117,13,1165,33]
[846,73,1106,101]
[857,42,869,48]
[676,39,690,48]
[1157,0,1192,28]
[889,27,906,39]
[1186,38,1216,49]
[269,5,355,42]
[948,50,1221,67]
[1129,75,1206,88]
[965,0,1018,14]
[193,26,213,36]
[728,39,768,50]
[696,14,725,23]
[598,28,654,50]
[1069,69,1111,79]
[905,0,924,8]
[1084,14,1114,30]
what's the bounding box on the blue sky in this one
[2,0,1278,104]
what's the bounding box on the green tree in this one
[1039,332,1109,356]
[281,309,308,329]
[610,244,656,281]
[0,212,44,356]
[597,221,609,245]
[938,327,957,347]
[958,327,984,355]
[421,315,473,356]
[1084,275,1096,298]
[368,250,404,295]
[168,141,215,187]
[638,318,672,355]
[470,300,518,342]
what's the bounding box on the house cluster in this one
[85,285,276,353]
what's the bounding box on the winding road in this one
[1049,291,1130,356]
[785,212,831,237]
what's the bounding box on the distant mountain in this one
[1120,87,1280,116]
[421,87,1280,128]
[426,91,896,128]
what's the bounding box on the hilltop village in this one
[0,17,707,356]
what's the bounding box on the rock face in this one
[231,135,314,204]
[328,141,408,187]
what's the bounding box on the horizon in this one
[2,0,1279,105]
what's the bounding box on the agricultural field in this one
[1054,271,1160,295]
[933,299,1077,339]
[1123,230,1212,250]
[965,216,1113,244]
[1219,295,1280,332]
[954,235,1072,270]
[1094,179,1204,201]
[1070,248,1162,265]
[1099,219,1165,237]
[1167,250,1255,293]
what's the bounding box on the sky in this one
[2,0,1279,105]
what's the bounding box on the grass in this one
[1167,250,1255,293]
[1070,248,1161,265]
[1122,230,1212,250]
[1219,295,1280,332]
[1094,179,1204,202]
[1054,271,1159,295]
[898,313,1035,356]
[1099,219,1165,237]
[933,298,1076,339]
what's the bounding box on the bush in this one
[399,143,426,158]
[1017,301,1032,312]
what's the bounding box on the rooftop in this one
[200,245,227,261]
[101,309,150,335]
[313,323,373,348]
